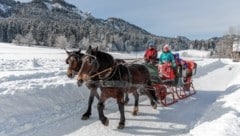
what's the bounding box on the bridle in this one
[66,53,83,76]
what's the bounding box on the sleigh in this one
[144,62,197,106]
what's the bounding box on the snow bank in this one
[178,50,211,58]
[189,65,240,136]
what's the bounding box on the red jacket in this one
[144,48,158,62]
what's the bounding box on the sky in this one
[17,0,240,40]
[1,43,240,136]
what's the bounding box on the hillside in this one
[0,0,237,54]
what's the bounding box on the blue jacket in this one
[159,51,176,67]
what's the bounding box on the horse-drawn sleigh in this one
[65,46,197,129]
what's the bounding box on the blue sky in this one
[18,0,240,40]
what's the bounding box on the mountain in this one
[0,0,236,54]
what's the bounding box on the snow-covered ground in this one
[0,43,240,136]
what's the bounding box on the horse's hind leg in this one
[124,92,129,105]
[82,87,98,120]
[132,91,139,115]
[145,88,158,109]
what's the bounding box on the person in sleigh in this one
[144,42,158,64]
[174,53,197,90]
[158,44,176,81]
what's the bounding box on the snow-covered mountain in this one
[0,0,159,50]
[1,0,230,53]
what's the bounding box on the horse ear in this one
[78,48,81,53]
[88,45,92,50]
[64,48,71,55]
[93,46,98,51]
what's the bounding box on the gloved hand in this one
[183,63,187,69]
[172,62,176,68]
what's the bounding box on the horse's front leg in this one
[132,91,139,115]
[97,97,109,126]
[82,86,98,120]
[117,94,125,129]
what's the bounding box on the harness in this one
[81,55,133,88]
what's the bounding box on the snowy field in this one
[0,43,240,136]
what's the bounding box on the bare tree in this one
[25,33,36,46]
[12,33,36,46]
[12,34,22,45]
[54,35,69,49]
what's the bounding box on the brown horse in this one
[65,49,100,120]
[76,46,158,129]
[65,49,130,120]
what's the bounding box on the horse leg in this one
[132,91,139,115]
[145,88,158,109]
[97,99,109,126]
[124,92,129,105]
[81,87,98,120]
[117,94,125,129]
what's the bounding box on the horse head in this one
[77,46,115,86]
[65,49,84,78]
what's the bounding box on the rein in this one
[87,58,143,80]
[80,56,142,85]
[88,64,118,80]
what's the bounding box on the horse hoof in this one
[132,107,138,116]
[81,115,90,120]
[103,118,109,126]
[152,104,157,109]
[117,124,125,129]
[77,80,83,87]
[132,111,138,116]
[124,98,129,105]
[81,113,91,120]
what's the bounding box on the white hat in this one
[163,44,170,51]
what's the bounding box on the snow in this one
[0,43,240,136]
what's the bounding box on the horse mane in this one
[114,59,126,64]
[86,46,115,70]
[65,50,84,64]
[96,51,115,70]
